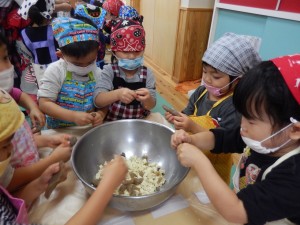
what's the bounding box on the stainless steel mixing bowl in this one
[72,119,189,211]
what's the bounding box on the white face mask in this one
[241,118,298,154]
[65,60,97,76]
[0,66,15,93]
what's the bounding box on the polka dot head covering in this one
[18,0,55,20]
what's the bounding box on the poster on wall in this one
[278,0,300,13]
[219,0,278,10]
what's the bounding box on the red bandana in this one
[110,18,145,52]
[102,0,124,16]
[271,54,300,105]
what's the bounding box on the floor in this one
[144,56,189,111]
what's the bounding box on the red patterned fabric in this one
[271,54,300,105]
[110,18,145,52]
[106,63,150,121]
[102,0,124,16]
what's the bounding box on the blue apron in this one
[46,71,96,128]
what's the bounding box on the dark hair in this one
[60,41,99,58]
[28,0,48,26]
[0,31,8,48]
[60,15,99,58]
[233,61,300,129]
[202,61,236,82]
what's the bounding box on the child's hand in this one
[171,129,192,149]
[176,143,202,168]
[118,88,137,104]
[50,141,72,163]
[72,111,94,126]
[165,111,175,124]
[135,88,151,103]
[46,134,72,148]
[90,112,105,127]
[30,107,46,128]
[34,162,63,197]
[101,155,128,189]
[173,113,194,132]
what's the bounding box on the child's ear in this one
[289,122,300,140]
[56,50,63,59]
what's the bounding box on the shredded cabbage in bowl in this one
[94,156,166,196]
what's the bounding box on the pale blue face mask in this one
[117,56,144,70]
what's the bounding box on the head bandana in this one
[271,54,300,105]
[119,5,139,19]
[74,4,107,29]
[110,18,145,52]
[102,0,124,16]
[0,89,24,142]
[52,17,99,48]
[202,32,262,77]
[18,0,55,20]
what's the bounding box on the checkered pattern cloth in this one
[106,63,150,121]
[202,32,262,77]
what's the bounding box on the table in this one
[28,113,237,225]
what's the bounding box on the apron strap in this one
[66,71,95,81]
[192,89,207,116]
[192,88,233,116]
[262,146,300,180]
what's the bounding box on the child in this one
[102,0,124,34]
[0,89,66,206]
[165,32,261,134]
[0,32,71,171]
[166,33,261,183]
[0,42,72,192]
[18,0,59,97]
[171,54,300,224]
[0,90,128,224]
[38,17,106,129]
[93,18,156,121]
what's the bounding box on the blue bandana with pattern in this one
[74,4,107,30]
[52,17,99,47]
[119,5,139,19]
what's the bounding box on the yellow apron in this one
[189,89,233,184]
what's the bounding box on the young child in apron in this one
[38,17,106,129]
[166,33,261,183]
[18,0,58,102]
[171,54,300,224]
[93,18,156,121]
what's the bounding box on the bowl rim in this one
[71,119,190,198]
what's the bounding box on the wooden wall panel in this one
[173,8,213,83]
[140,0,180,76]
[129,0,140,13]
[140,0,155,61]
